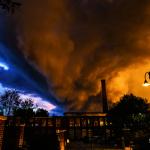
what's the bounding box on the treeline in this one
[108,94,150,149]
[0,89,49,118]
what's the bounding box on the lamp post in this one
[143,72,150,86]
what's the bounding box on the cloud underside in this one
[15,0,150,111]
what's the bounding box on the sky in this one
[1,0,150,112]
[0,13,58,113]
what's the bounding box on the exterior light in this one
[67,139,70,144]
[143,72,150,86]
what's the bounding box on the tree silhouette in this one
[20,98,35,109]
[0,90,21,116]
[0,0,21,13]
[0,90,50,120]
[35,108,49,117]
[108,94,149,142]
[13,99,35,122]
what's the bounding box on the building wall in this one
[0,116,6,150]
[1,115,112,150]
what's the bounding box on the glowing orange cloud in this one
[17,0,150,111]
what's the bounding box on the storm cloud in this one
[8,0,150,111]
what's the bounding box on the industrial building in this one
[0,80,124,150]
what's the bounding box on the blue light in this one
[0,62,9,70]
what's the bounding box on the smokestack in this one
[101,79,108,113]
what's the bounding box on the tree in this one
[0,90,21,116]
[35,108,49,117]
[13,99,35,122]
[109,94,149,121]
[0,0,21,13]
[0,89,50,120]
[108,94,149,145]
[20,98,35,110]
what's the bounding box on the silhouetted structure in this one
[101,80,109,113]
[0,116,6,150]
[0,114,112,150]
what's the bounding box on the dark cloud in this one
[2,0,150,111]
[0,14,58,110]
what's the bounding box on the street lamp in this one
[143,72,150,86]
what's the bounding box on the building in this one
[0,80,114,150]
[0,113,113,150]
[0,116,6,150]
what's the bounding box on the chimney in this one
[101,79,108,113]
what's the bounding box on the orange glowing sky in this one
[108,61,150,103]
[14,0,150,111]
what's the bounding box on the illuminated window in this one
[47,119,53,126]
[99,118,104,126]
[40,119,46,127]
[94,120,99,127]
[87,119,91,126]
[105,119,108,126]
[81,119,86,127]
[75,118,80,127]
[69,119,74,127]
[34,118,39,126]
[56,118,61,127]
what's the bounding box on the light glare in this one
[0,62,9,70]
[143,83,150,87]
